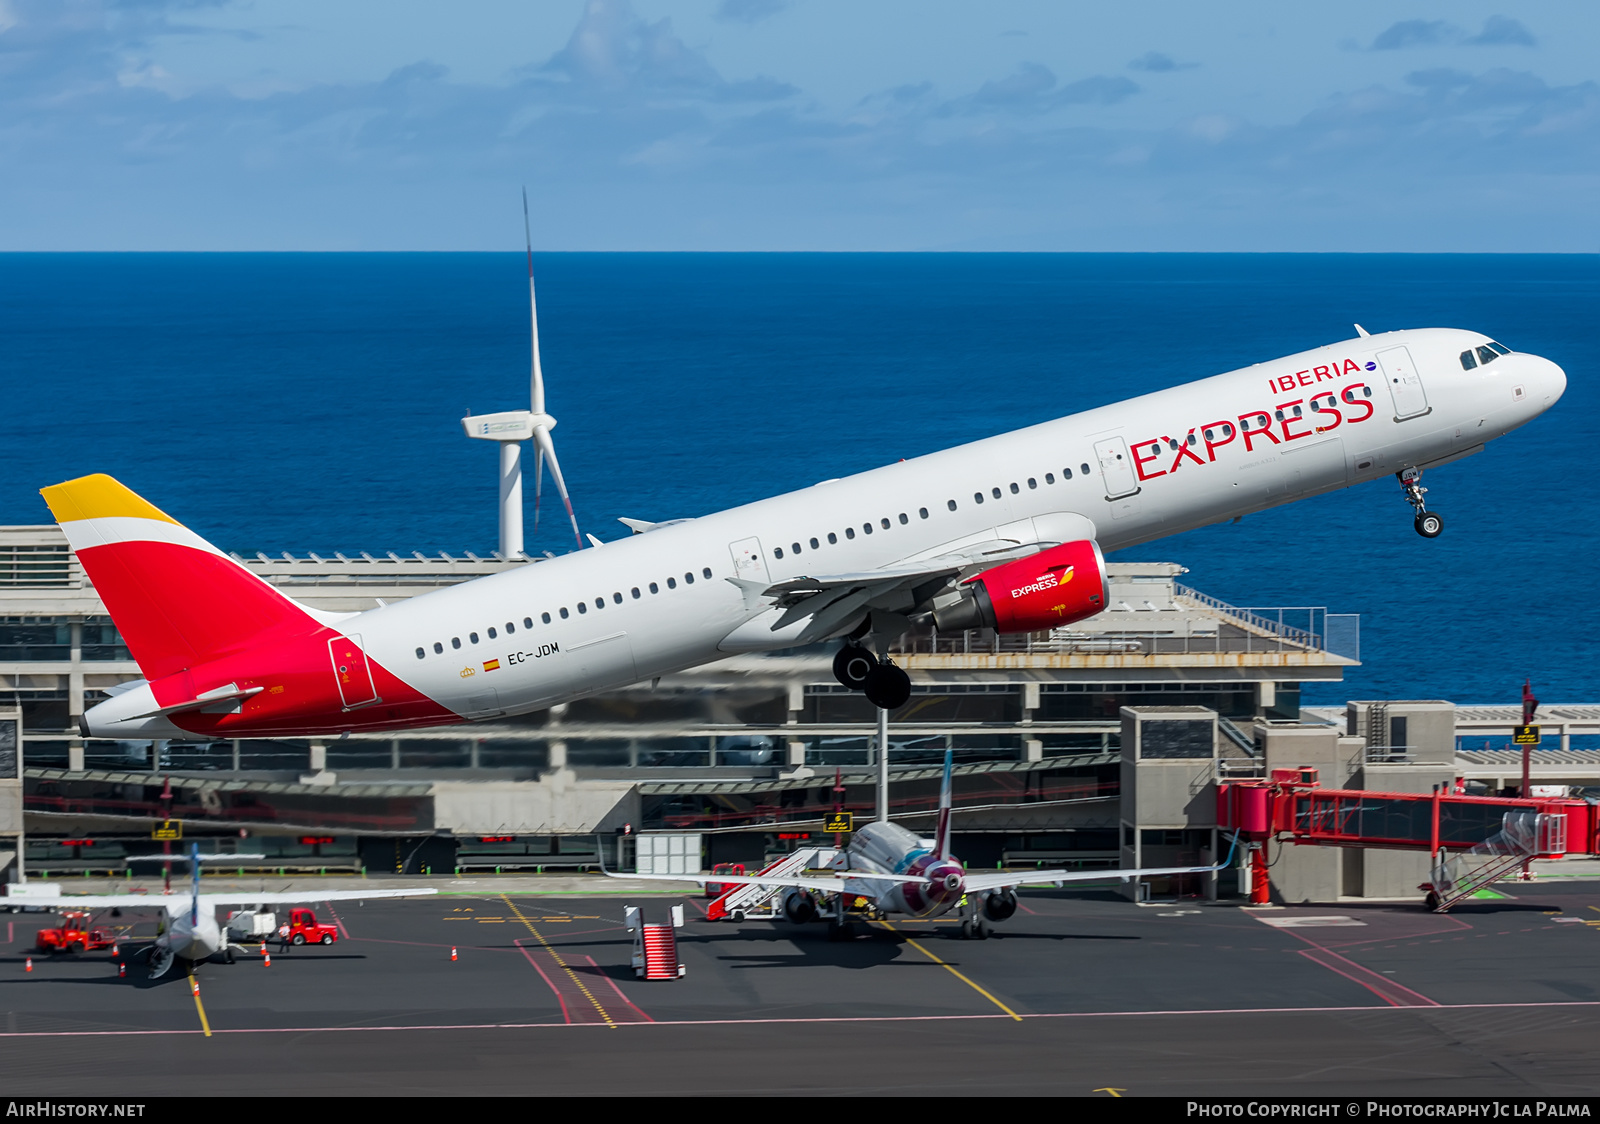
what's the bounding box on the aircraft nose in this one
[1541,356,1568,405]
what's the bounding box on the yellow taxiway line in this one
[877,920,1022,1021]
[501,894,617,1028]
[189,973,212,1037]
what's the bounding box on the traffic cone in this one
[450,946,457,961]
[263,951,271,967]
[118,962,126,978]
[190,977,199,996]
[110,943,118,959]
[24,957,31,973]
[259,941,266,956]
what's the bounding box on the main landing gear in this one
[1399,468,1443,538]
[831,644,911,710]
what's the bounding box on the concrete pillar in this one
[232,740,242,772]
[548,740,567,769]
[1257,681,1276,712]
[68,741,84,772]
[786,682,804,725]
[1024,738,1043,762]
[470,739,481,769]
[1021,681,1040,726]
[67,621,83,728]
[390,739,400,770]
[786,739,806,767]
[309,743,326,773]
[708,736,717,767]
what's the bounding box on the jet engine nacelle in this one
[783,889,819,924]
[983,890,1018,923]
[932,540,1108,634]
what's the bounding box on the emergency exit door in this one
[729,537,770,585]
[329,634,380,710]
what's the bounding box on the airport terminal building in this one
[3,523,1594,901]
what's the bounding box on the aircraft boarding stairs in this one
[1423,810,1565,913]
[625,904,686,980]
[706,847,844,922]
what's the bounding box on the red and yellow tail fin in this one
[41,474,321,681]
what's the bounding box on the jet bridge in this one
[1218,769,1598,911]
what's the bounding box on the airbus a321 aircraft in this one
[49,326,1562,735]
[10,844,436,977]
[610,749,1237,940]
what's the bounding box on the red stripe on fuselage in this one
[160,628,460,738]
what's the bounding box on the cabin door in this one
[328,634,380,710]
[1378,346,1430,420]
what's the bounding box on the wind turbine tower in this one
[462,191,583,559]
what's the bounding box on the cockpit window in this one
[1489,342,1511,355]
[1459,350,1477,370]
[1476,345,1498,365]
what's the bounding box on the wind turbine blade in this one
[523,187,545,415]
[531,443,545,537]
[532,425,583,549]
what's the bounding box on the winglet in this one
[1354,323,1371,338]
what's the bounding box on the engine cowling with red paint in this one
[932,540,1109,634]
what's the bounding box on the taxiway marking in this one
[189,973,212,1038]
[878,921,1021,1022]
[4,998,1600,1039]
[502,894,618,1028]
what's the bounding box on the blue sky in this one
[2,0,1596,250]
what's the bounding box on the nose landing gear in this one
[1399,468,1443,538]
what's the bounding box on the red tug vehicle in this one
[35,911,118,954]
[277,907,339,946]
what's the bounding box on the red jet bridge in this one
[1218,769,1599,912]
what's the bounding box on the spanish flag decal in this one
[483,659,501,672]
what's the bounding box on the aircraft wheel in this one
[959,919,974,941]
[863,662,911,710]
[1414,511,1443,538]
[974,919,989,941]
[832,646,877,691]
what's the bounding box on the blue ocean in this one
[0,253,1593,706]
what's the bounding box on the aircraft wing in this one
[963,862,1228,894]
[604,870,928,894]
[198,888,439,908]
[7,892,190,914]
[5,887,437,916]
[729,539,1053,644]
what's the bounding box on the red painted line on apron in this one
[517,942,571,1024]
[580,954,654,1023]
[2,999,1599,1039]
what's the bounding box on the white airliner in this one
[48,324,1564,737]
[9,844,436,977]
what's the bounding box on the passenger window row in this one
[1459,342,1511,370]
[415,564,717,659]
[771,462,1096,560]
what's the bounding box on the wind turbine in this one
[462,190,583,558]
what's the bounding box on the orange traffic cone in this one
[118,962,126,978]
[190,977,199,996]
[110,943,119,959]
[259,942,266,955]
[263,951,272,967]
[24,957,32,973]
[450,946,458,961]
